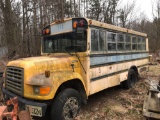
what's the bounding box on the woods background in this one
[0,0,160,59]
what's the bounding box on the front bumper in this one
[2,88,48,117]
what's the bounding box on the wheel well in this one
[55,79,87,104]
[130,66,138,75]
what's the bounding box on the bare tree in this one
[102,0,120,24]
[88,0,102,21]
[118,0,136,28]
[0,0,18,58]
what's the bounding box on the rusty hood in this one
[7,55,75,72]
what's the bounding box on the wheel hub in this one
[63,97,79,120]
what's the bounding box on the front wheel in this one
[50,88,81,120]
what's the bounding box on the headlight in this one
[33,86,51,95]
[33,86,40,94]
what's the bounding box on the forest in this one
[0,0,160,59]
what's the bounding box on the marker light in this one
[45,29,50,34]
[73,21,78,28]
[89,20,92,25]
[42,27,50,35]
[42,30,46,35]
[79,20,85,27]
[45,70,50,78]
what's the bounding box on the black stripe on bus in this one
[90,64,148,82]
[90,57,149,68]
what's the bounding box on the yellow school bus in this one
[2,17,149,119]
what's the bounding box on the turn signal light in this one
[42,29,50,35]
[40,87,51,95]
[73,21,78,28]
[45,29,50,34]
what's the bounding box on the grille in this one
[5,67,23,95]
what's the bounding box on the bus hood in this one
[7,56,73,71]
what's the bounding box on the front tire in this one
[50,88,81,120]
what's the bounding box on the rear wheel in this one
[123,69,138,89]
[50,88,81,120]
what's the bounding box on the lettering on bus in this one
[57,23,64,30]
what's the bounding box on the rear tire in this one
[50,88,81,120]
[123,69,138,89]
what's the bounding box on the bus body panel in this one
[90,73,123,95]
[89,58,148,95]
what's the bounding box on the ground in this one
[76,64,160,120]
[0,64,160,120]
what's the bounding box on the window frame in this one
[90,28,99,52]
[90,27,147,54]
[125,34,132,52]
[99,30,106,52]
[117,32,125,52]
[131,36,138,51]
[107,31,117,53]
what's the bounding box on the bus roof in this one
[50,17,147,37]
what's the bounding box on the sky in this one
[122,0,153,21]
[136,0,153,20]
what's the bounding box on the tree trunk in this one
[0,0,16,59]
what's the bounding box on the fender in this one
[50,70,86,99]
[25,70,86,100]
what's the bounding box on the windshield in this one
[43,32,87,53]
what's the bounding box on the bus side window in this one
[138,37,142,51]
[125,35,131,51]
[142,37,146,50]
[132,36,137,51]
[107,32,117,51]
[99,30,105,51]
[91,29,99,51]
[117,33,125,51]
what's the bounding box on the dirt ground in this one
[76,64,160,120]
[1,64,160,120]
